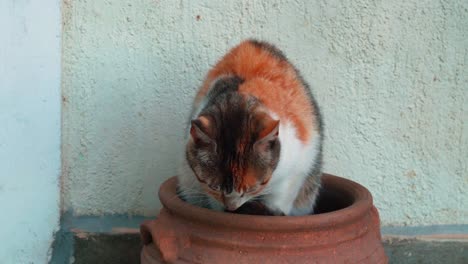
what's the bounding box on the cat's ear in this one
[255,119,280,152]
[190,115,214,145]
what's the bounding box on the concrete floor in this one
[61,233,468,264]
[73,234,140,264]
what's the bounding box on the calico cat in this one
[178,40,323,216]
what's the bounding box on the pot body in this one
[141,175,387,264]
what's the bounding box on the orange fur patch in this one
[258,119,279,139]
[246,173,271,196]
[236,169,258,192]
[194,40,315,143]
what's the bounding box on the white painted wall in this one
[0,1,61,263]
[62,0,467,226]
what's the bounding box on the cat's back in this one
[195,40,320,142]
[196,40,297,100]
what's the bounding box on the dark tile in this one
[70,233,468,264]
[383,238,468,264]
[73,233,141,264]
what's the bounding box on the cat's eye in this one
[260,178,270,185]
[209,184,220,191]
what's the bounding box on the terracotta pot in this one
[140,174,388,264]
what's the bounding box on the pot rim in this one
[158,174,373,231]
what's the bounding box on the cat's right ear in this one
[190,115,214,146]
[254,118,280,153]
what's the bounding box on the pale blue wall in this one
[0,0,61,263]
[62,0,467,226]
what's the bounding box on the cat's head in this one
[186,93,280,211]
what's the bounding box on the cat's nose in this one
[225,203,240,211]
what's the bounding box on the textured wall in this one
[0,1,61,263]
[62,0,467,226]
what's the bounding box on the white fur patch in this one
[262,119,321,215]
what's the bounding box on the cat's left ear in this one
[190,115,214,146]
[255,119,280,152]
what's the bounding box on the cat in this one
[177,39,323,216]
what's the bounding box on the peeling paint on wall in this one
[62,0,468,226]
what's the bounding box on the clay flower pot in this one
[140,174,388,263]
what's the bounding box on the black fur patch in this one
[209,91,249,193]
[197,75,280,193]
[205,76,244,105]
[197,76,246,192]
